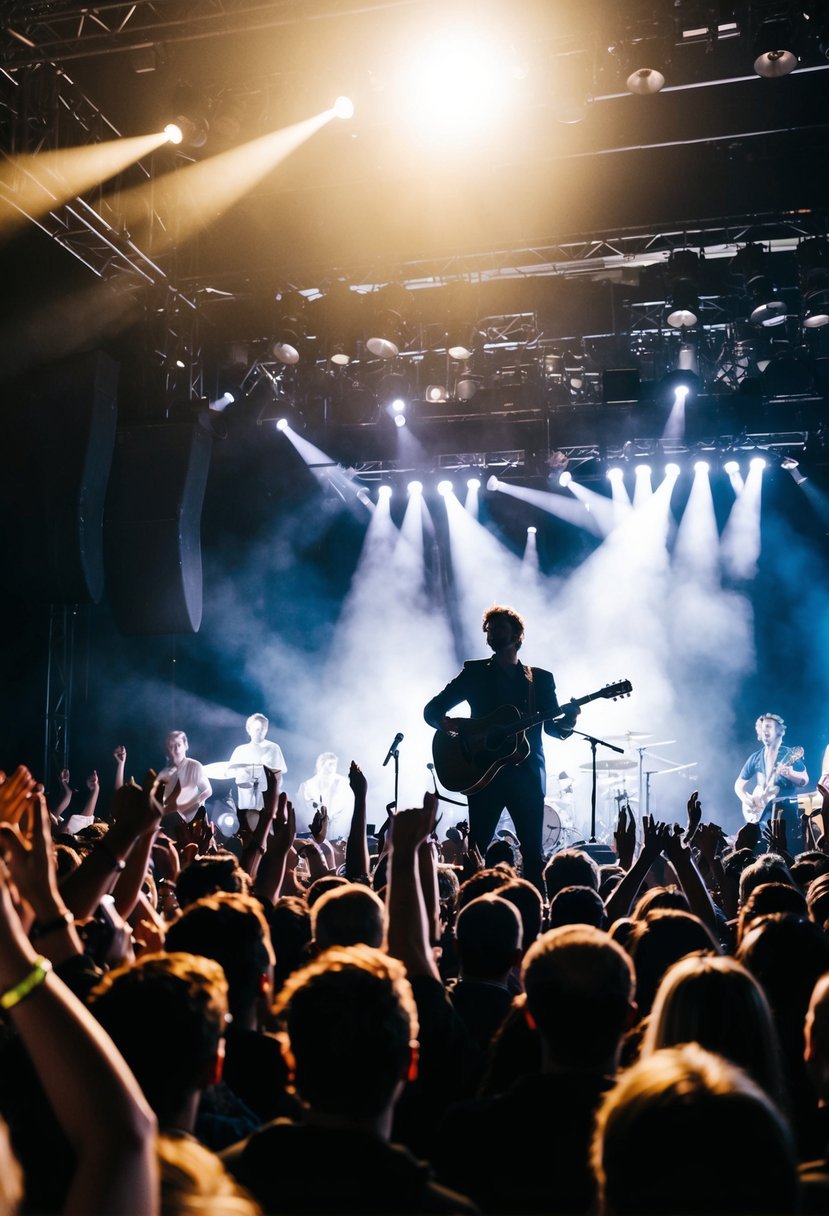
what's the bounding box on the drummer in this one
[227,713,287,831]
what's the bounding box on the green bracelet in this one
[0,956,52,1011]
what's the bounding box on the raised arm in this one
[604,815,668,924]
[385,795,441,981]
[53,769,73,820]
[0,840,157,1216]
[113,745,127,792]
[663,821,718,934]
[344,761,371,881]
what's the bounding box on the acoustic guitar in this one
[740,746,804,824]
[432,679,633,795]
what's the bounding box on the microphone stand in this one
[570,728,624,844]
[390,744,400,815]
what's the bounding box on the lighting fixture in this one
[393,414,407,428]
[425,384,448,403]
[437,480,453,496]
[665,250,701,329]
[527,525,537,535]
[333,96,355,119]
[665,462,681,477]
[208,391,234,412]
[275,417,289,431]
[486,475,500,491]
[407,480,423,494]
[559,470,572,488]
[694,460,710,473]
[724,459,740,475]
[467,477,481,489]
[273,342,300,365]
[635,464,652,476]
[626,67,665,94]
[750,456,767,471]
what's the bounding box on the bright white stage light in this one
[333,96,355,119]
[408,480,423,495]
[635,464,652,476]
[665,462,681,477]
[527,525,537,535]
[750,456,767,470]
[391,397,406,412]
[724,459,740,475]
[393,414,406,428]
[209,391,234,412]
[486,475,500,491]
[378,485,392,500]
[275,417,289,431]
[694,459,710,474]
[559,470,572,487]
[674,384,691,403]
[607,466,624,481]
[164,123,184,145]
[467,477,481,490]
[437,480,453,496]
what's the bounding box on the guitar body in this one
[432,705,531,795]
[740,746,804,824]
[431,679,632,796]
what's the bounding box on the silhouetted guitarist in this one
[424,605,579,890]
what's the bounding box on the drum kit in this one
[542,730,697,850]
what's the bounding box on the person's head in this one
[806,871,829,928]
[643,954,787,1109]
[311,883,385,950]
[498,877,544,951]
[755,713,786,744]
[804,973,829,1100]
[736,912,829,1027]
[305,874,348,908]
[165,730,188,765]
[628,909,720,1016]
[482,605,525,652]
[484,839,519,871]
[175,853,249,909]
[738,854,794,909]
[631,885,689,921]
[549,885,606,930]
[273,945,418,1121]
[436,863,460,915]
[265,896,312,994]
[791,851,829,889]
[457,868,509,912]
[592,1044,797,1215]
[522,925,635,1071]
[164,892,275,1025]
[158,1133,261,1216]
[314,752,338,775]
[738,882,807,944]
[456,894,522,981]
[245,713,268,743]
[90,953,228,1125]
[543,848,600,902]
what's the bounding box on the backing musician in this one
[734,712,808,845]
[423,605,579,891]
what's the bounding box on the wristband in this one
[0,956,52,1011]
[30,911,74,940]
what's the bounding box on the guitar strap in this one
[526,666,536,715]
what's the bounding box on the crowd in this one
[0,741,828,1216]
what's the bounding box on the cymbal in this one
[580,758,637,772]
[203,761,260,780]
[604,732,652,741]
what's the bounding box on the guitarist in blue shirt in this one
[424,605,579,891]
[734,712,809,845]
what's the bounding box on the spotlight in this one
[333,95,355,119]
[780,456,799,471]
[448,343,473,361]
[425,384,448,403]
[665,250,701,328]
[559,470,573,488]
[330,348,352,366]
[731,245,786,328]
[798,238,829,327]
[276,417,289,432]
[164,123,184,144]
[391,398,406,413]
[635,464,652,476]
[607,466,624,481]
[209,391,234,412]
[216,808,239,837]
[393,414,407,428]
[527,525,537,535]
[486,474,500,491]
[665,462,681,477]
[408,480,423,495]
[750,456,767,471]
[378,485,392,500]
[456,374,481,401]
[694,460,710,473]
[467,477,481,490]
[724,459,740,475]
[437,480,453,496]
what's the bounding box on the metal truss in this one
[42,602,76,785]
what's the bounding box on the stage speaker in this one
[105,423,212,634]
[0,351,118,603]
[579,842,617,865]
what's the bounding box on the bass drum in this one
[543,802,562,852]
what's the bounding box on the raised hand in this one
[695,821,725,867]
[641,814,669,862]
[685,790,702,842]
[60,769,72,789]
[311,806,329,844]
[389,795,438,856]
[113,745,126,764]
[0,766,38,828]
[762,815,789,857]
[0,790,62,921]
[614,804,636,870]
[86,771,99,793]
[349,761,367,799]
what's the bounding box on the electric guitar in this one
[431,679,633,795]
[740,746,804,824]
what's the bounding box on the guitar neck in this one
[517,688,607,733]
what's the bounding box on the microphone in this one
[382,732,404,767]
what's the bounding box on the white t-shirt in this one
[228,740,287,812]
[157,757,212,823]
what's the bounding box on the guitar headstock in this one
[603,679,632,701]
